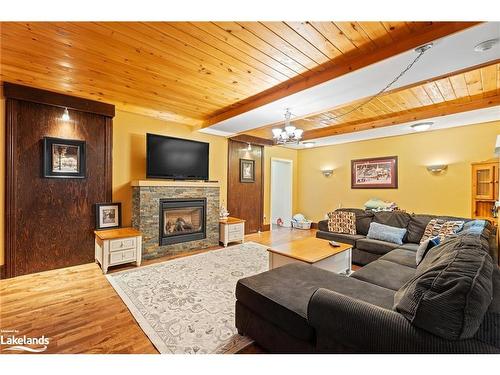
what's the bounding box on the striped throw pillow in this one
[327,211,356,234]
[420,219,464,244]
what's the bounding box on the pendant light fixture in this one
[272,109,304,145]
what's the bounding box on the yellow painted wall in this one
[0,103,497,267]
[112,110,228,227]
[263,145,298,225]
[297,121,500,222]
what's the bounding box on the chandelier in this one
[272,109,303,145]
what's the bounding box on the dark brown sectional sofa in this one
[235,209,499,353]
[316,208,498,266]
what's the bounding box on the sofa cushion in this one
[327,211,356,234]
[397,243,419,252]
[236,263,395,341]
[379,249,417,268]
[367,222,407,245]
[356,238,400,255]
[394,235,494,340]
[352,248,381,266]
[336,208,374,235]
[420,219,465,243]
[415,236,441,265]
[373,211,411,229]
[316,231,364,245]
[351,259,416,291]
[407,214,435,244]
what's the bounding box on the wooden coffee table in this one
[267,237,352,275]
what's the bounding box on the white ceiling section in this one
[199,22,500,137]
[284,106,500,149]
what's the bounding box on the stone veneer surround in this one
[131,181,220,259]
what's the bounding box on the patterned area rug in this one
[106,242,269,354]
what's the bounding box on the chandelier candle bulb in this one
[273,109,304,145]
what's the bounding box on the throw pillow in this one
[420,219,464,244]
[366,222,407,245]
[415,236,440,265]
[461,220,487,235]
[327,211,356,234]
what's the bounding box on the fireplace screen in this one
[164,207,202,236]
[159,198,206,245]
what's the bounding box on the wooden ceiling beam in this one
[202,22,480,127]
[302,94,500,140]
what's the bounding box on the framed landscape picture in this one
[43,137,86,178]
[240,159,255,183]
[351,156,398,189]
[95,202,122,230]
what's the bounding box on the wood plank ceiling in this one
[245,61,500,140]
[0,22,478,127]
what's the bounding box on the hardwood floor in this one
[0,226,317,354]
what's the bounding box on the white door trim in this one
[270,157,293,230]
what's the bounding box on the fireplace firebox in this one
[159,198,207,246]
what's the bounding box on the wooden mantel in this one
[131,180,220,188]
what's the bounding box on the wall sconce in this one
[322,169,334,177]
[61,107,70,121]
[426,164,448,173]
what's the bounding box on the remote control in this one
[329,241,340,247]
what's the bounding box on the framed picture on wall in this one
[95,202,122,230]
[240,159,255,183]
[43,137,86,178]
[351,156,398,189]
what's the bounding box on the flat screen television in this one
[146,133,209,180]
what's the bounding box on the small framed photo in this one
[240,159,255,183]
[351,156,398,189]
[43,137,86,178]
[95,203,122,230]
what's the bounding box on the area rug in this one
[106,242,268,354]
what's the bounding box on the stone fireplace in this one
[131,180,219,259]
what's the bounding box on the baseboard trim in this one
[260,223,317,231]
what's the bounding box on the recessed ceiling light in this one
[302,142,315,148]
[411,122,434,132]
[474,38,499,52]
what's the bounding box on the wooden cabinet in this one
[219,217,245,247]
[472,159,499,223]
[94,228,142,274]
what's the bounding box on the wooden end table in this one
[94,227,142,274]
[267,237,352,275]
[219,217,245,247]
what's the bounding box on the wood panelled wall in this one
[4,83,114,278]
[227,140,264,234]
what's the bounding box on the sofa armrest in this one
[307,288,499,353]
[317,219,329,232]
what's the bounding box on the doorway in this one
[270,158,293,229]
